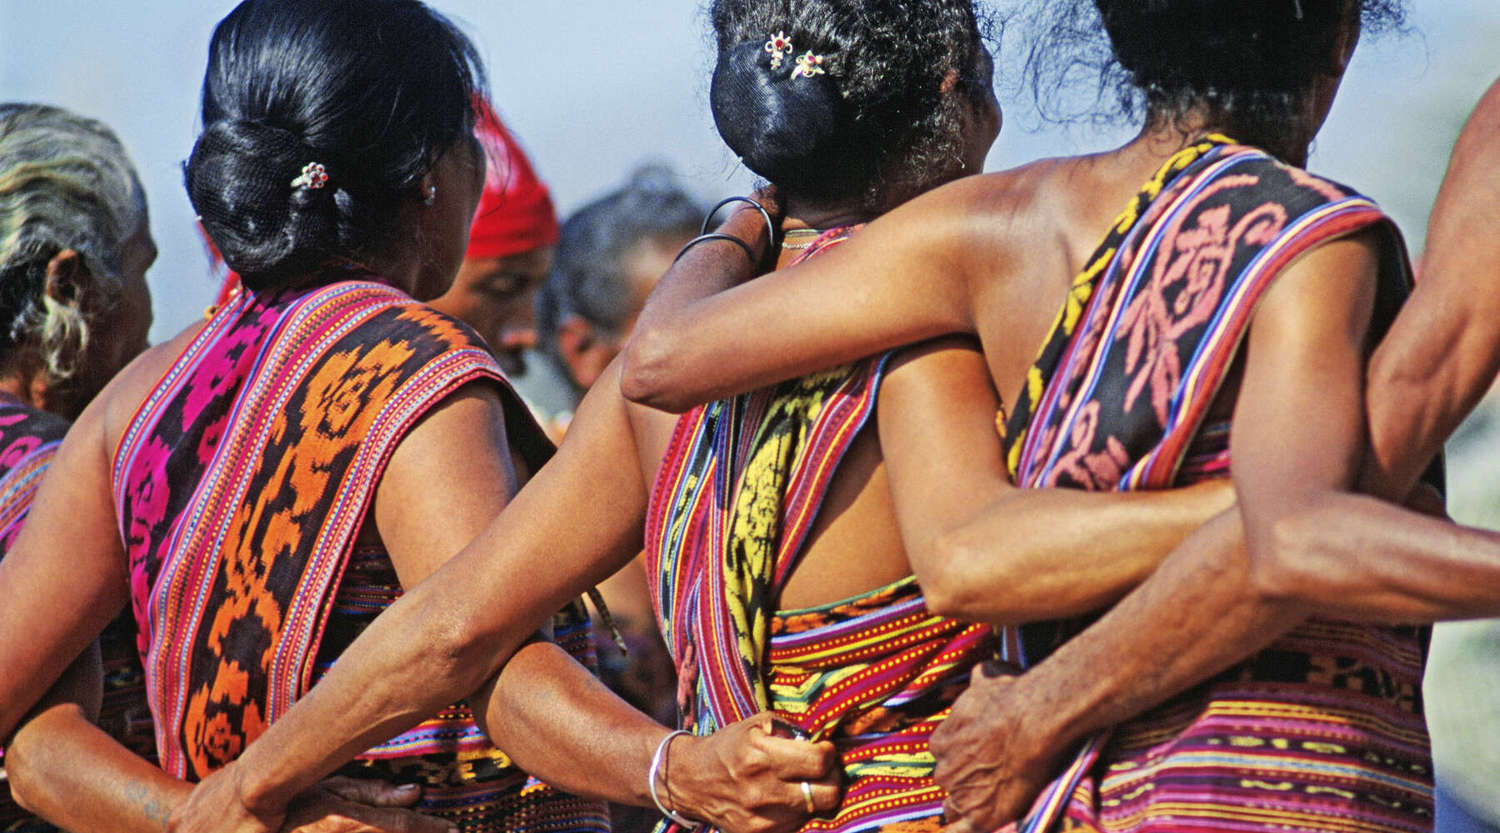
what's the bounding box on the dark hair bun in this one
[185,0,487,292]
[710,0,991,210]
[187,118,338,281]
[710,39,842,186]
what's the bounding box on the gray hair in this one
[0,103,145,380]
[538,165,701,347]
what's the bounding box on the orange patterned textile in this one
[113,277,606,833]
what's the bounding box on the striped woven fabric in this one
[1001,141,1432,833]
[112,278,605,833]
[645,228,994,833]
[0,400,70,833]
[0,400,65,552]
[769,578,992,833]
[0,399,155,833]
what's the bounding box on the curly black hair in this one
[1019,0,1406,159]
[709,0,996,212]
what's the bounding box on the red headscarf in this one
[466,99,559,259]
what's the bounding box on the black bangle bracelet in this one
[674,232,758,265]
[701,195,778,244]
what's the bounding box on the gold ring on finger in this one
[800,780,815,814]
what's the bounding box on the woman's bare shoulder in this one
[915,157,1082,260]
[93,321,208,453]
[945,157,1086,273]
[972,156,1078,211]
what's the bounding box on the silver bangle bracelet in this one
[648,729,702,829]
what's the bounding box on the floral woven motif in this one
[112,278,604,832]
[1004,142,1431,833]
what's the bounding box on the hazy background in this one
[3,0,1499,512]
[2,2,1495,331]
[6,0,1500,812]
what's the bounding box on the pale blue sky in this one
[2,1,1498,340]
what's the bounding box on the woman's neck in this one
[0,370,60,417]
[1131,106,1313,168]
[775,197,873,268]
[779,196,873,235]
[359,249,425,298]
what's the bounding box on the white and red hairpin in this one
[290,162,329,191]
[791,51,826,80]
[765,31,794,70]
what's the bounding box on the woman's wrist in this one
[708,193,780,271]
[1018,645,1133,750]
[670,205,775,279]
[648,730,704,827]
[229,756,298,820]
[728,207,778,267]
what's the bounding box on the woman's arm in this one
[9,671,450,833]
[1237,488,1500,618]
[477,640,839,833]
[375,380,840,824]
[174,361,838,833]
[931,232,1386,830]
[0,402,129,741]
[1258,78,1500,616]
[0,397,449,833]
[622,178,1006,412]
[0,396,129,740]
[2,643,190,833]
[876,337,1235,626]
[1362,76,1500,499]
[10,699,191,833]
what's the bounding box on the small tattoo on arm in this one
[120,779,172,826]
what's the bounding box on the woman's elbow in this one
[418,608,507,700]
[1246,509,1321,605]
[619,326,691,412]
[6,760,42,815]
[5,708,81,814]
[920,576,972,621]
[5,742,39,814]
[919,530,1008,622]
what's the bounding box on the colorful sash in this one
[768,578,992,833]
[110,278,606,833]
[1001,140,1430,832]
[0,399,159,833]
[114,279,512,778]
[0,399,67,551]
[646,228,994,833]
[0,400,70,833]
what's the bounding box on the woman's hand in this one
[168,768,454,833]
[281,777,454,833]
[665,712,842,833]
[931,664,1062,832]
